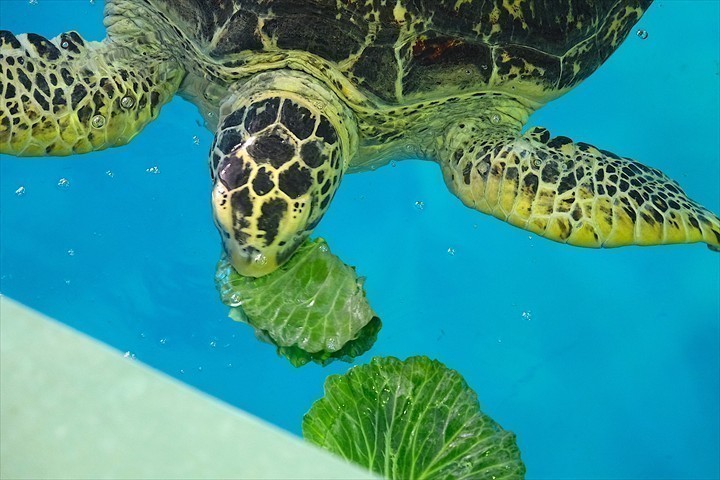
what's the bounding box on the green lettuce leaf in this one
[303,356,526,479]
[215,238,380,367]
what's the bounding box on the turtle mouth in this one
[221,237,277,278]
[211,182,281,278]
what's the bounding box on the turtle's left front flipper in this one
[0,31,182,156]
[438,121,720,251]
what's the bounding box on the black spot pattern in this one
[258,198,287,245]
[219,155,252,190]
[252,167,275,196]
[438,124,720,250]
[300,141,325,168]
[231,188,253,217]
[280,100,315,140]
[279,163,313,199]
[244,97,280,134]
[247,131,295,167]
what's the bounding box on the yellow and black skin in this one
[0,30,181,155]
[1,0,718,278]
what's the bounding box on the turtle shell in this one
[149,0,652,104]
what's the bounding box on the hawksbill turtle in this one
[1,0,719,278]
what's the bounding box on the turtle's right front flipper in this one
[438,120,720,252]
[0,31,182,156]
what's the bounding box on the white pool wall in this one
[0,296,377,480]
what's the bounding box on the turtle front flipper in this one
[211,71,359,277]
[0,31,182,156]
[438,120,720,251]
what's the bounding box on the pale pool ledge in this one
[0,296,377,480]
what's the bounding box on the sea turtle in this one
[1,0,719,278]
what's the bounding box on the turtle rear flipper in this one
[437,119,720,251]
[0,30,182,156]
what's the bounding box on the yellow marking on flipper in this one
[532,188,556,216]
[567,221,601,247]
[545,216,572,243]
[603,201,635,247]
[498,183,518,218]
[526,216,549,237]
[484,162,503,213]
[662,211,689,245]
[634,207,665,246]
[592,197,615,240]
[59,115,79,146]
[508,181,534,228]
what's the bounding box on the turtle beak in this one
[211,181,282,278]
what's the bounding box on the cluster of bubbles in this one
[414,200,425,211]
[636,29,649,40]
[57,178,70,189]
[15,186,26,197]
[145,166,160,174]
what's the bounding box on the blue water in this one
[1,1,718,478]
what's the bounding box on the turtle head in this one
[209,72,357,277]
[210,98,349,277]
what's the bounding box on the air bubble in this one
[414,200,425,211]
[522,310,532,321]
[67,248,75,256]
[159,338,167,345]
[91,115,106,129]
[226,293,242,307]
[123,351,136,359]
[28,0,38,5]
[209,340,217,348]
[251,252,268,265]
[636,29,648,40]
[391,160,397,167]
[192,135,200,145]
[105,170,114,177]
[15,186,26,196]
[120,96,135,108]
[447,247,456,256]
[533,159,542,167]
[57,178,70,189]
[490,113,501,124]
[145,166,160,174]
[318,244,329,253]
